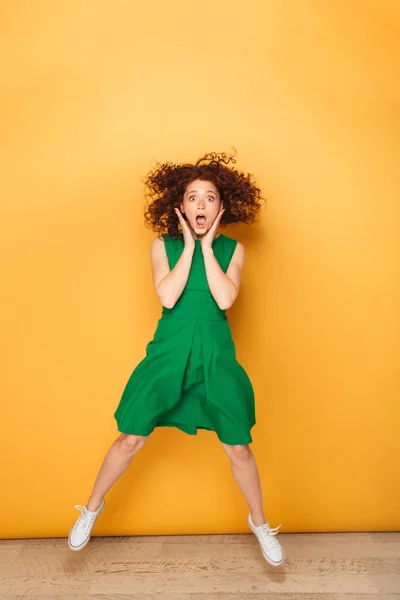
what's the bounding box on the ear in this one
[180,201,185,213]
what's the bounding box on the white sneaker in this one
[68,500,105,551]
[248,514,285,566]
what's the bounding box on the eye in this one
[207,196,215,202]
[189,196,196,201]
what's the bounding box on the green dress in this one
[114,233,256,445]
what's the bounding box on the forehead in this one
[185,179,219,195]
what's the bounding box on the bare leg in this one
[86,433,149,511]
[221,443,266,527]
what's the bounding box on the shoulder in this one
[151,234,183,257]
[220,234,244,258]
[151,234,165,247]
[234,240,244,255]
[221,236,245,274]
[232,240,244,265]
[150,235,166,258]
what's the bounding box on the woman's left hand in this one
[201,204,225,252]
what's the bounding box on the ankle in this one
[251,513,267,527]
[87,497,103,512]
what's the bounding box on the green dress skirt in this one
[114,233,256,445]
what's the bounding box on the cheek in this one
[185,204,197,217]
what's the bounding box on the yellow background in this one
[1,0,399,538]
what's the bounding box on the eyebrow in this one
[186,190,217,195]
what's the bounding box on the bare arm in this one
[150,237,194,309]
[202,242,245,310]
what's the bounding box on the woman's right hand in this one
[174,208,195,251]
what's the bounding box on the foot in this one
[68,499,105,551]
[248,513,285,566]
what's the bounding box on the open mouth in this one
[196,215,207,229]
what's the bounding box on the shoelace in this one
[73,504,98,533]
[257,523,282,550]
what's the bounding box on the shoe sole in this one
[248,519,285,566]
[68,500,105,552]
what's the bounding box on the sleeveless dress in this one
[114,233,256,445]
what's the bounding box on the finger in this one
[174,209,191,234]
[175,208,188,223]
[213,210,224,227]
[174,208,185,224]
[214,205,224,221]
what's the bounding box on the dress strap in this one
[162,234,182,270]
[220,235,238,272]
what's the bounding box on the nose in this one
[198,198,205,210]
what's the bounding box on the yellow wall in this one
[1,0,399,538]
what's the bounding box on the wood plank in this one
[0,556,370,577]
[1,533,398,598]
[88,573,378,595]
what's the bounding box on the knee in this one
[222,443,253,464]
[119,433,149,454]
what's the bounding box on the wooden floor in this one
[0,531,399,599]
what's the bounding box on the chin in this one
[194,229,208,237]
[190,224,208,236]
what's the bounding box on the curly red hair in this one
[143,149,265,238]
